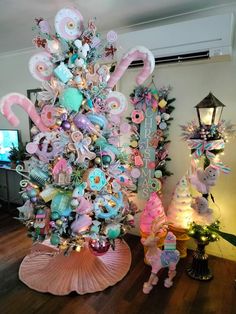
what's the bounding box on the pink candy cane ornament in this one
[107,46,155,89]
[0,93,49,132]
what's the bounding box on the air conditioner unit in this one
[117,14,234,65]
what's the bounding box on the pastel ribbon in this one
[187,139,230,173]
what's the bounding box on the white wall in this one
[0,49,37,143]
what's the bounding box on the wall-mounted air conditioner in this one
[117,14,234,65]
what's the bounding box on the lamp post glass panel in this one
[195,92,225,127]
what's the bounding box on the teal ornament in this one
[51,211,61,220]
[87,113,108,129]
[91,225,100,234]
[50,233,60,246]
[27,189,37,198]
[154,170,163,178]
[59,87,83,112]
[103,144,120,156]
[94,138,107,148]
[87,99,93,108]
[70,53,78,63]
[106,224,121,239]
[102,155,112,165]
[51,193,72,217]
[29,167,49,186]
[54,62,73,83]
[88,168,107,191]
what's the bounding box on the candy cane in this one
[0,93,49,132]
[107,46,155,89]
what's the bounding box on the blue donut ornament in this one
[87,168,107,191]
[94,191,123,219]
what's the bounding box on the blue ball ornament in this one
[51,212,61,220]
[27,189,37,198]
[50,233,60,246]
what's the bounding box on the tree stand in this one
[186,242,213,281]
[19,239,131,295]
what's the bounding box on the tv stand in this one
[0,166,23,210]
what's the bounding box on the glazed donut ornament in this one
[29,52,54,82]
[107,46,155,89]
[54,7,84,40]
[0,93,49,132]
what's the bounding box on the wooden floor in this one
[0,206,235,314]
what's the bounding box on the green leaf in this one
[209,227,236,246]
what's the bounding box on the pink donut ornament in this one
[0,93,49,132]
[131,110,145,124]
[29,52,54,82]
[54,8,84,40]
[107,46,155,89]
[41,105,57,127]
[105,91,127,115]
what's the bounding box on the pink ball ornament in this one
[131,168,141,179]
[89,237,110,256]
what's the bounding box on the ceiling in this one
[0,0,235,55]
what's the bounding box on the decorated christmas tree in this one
[167,175,194,257]
[0,7,155,294]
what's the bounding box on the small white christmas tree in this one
[167,175,194,229]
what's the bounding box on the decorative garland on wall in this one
[127,82,175,199]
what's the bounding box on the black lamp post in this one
[195,92,225,127]
[187,93,226,281]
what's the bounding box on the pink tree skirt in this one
[19,240,131,295]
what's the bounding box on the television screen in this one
[0,130,19,163]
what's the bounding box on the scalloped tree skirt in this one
[19,240,131,295]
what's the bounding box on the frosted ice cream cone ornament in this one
[167,175,194,257]
[140,193,168,262]
[140,192,167,235]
